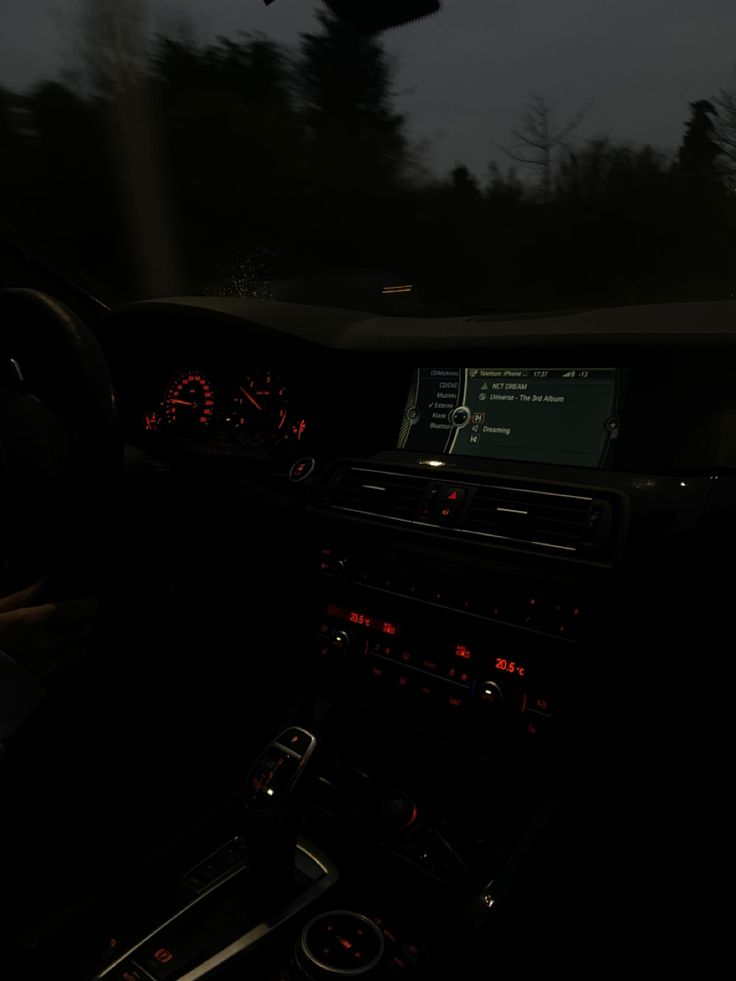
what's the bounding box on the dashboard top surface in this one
[108,295,736,350]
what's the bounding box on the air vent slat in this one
[324,468,427,521]
[464,484,597,551]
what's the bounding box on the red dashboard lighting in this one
[327,604,402,637]
[455,644,471,659]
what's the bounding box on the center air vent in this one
[463,484,601,553]
[322,467,428,521]
[318,465,621,563]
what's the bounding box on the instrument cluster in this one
[141,365,310,455]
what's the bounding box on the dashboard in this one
[101,295,736,754]
[109,296,736,479]
[7,293,733,980]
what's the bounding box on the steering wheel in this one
[0,288,121,591]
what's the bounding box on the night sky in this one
[2,0,736,177]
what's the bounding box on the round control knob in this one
[478,680,503,705]
[381,791,418,832]
[296,911,384,978]
[332,630,350,653]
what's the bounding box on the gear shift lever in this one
[243,727,319,911]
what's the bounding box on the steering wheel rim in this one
[0,288,121,589]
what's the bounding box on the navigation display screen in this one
[398,368,620,467]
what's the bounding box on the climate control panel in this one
[315,597,566,743]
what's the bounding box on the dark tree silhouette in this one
[678,99,721,180]
[298,7,407,188]
[451,165,481,200]
[713,82,736,181]
[503,94,589,203]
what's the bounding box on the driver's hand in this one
[0,578,99,688]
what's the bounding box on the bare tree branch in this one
[501,94,590,202]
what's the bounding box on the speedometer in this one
[163,370,215,439]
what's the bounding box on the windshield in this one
[2,0,736,315]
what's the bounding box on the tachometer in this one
[227,370,290,446]
[164,370,215,439]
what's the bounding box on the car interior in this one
[0,1,730,978]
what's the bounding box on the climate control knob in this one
[296,911,384,978]
[478,680,503,705]
[332,630,351,653]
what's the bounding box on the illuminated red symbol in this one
[383,928,399,942]
[420,686,431,696]
[340,939,353,950]
[154,948,174,964]
[527,721,538,735]
[398,675,409,686]
[372,667,384,678]
[455,645,471,659]
[448,697,462,707]
[573,608,582,617]
[441,507,451,517]
[290,734,299,744]
[536,698,549,711]
[448,491,458,501]
[401,651,411,661]
[448,667,457,678]
[460,672,470,683]
[528,597,537,607]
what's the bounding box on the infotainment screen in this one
[397,368,620,467]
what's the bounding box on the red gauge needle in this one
[240,387,263,411]
[170,398,196,406]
